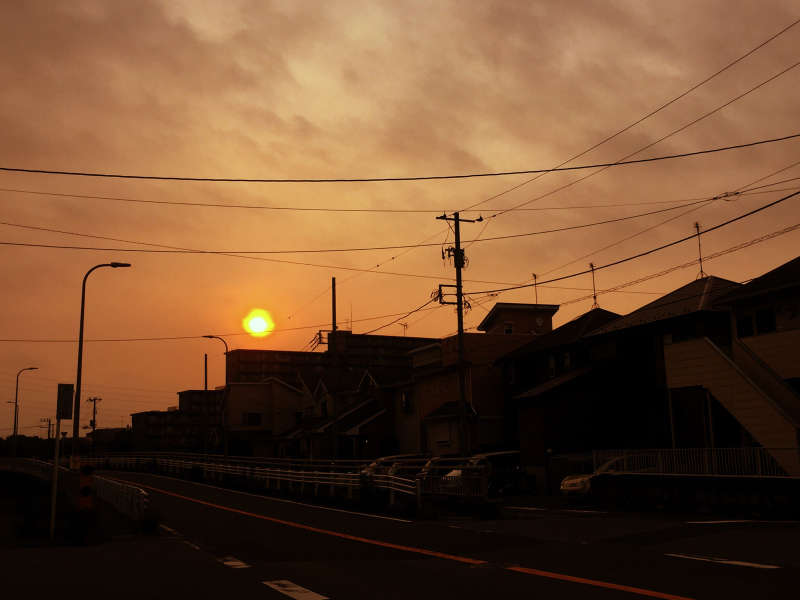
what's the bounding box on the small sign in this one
[57,383,74,420]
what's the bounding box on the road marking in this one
[507,507,606,514]
[103,471,411,523]
[108,477,696,600]
[664,553,780,569]
[218,556,250,569]
[158,524,176,533]
[183,541,200,550]
[685,520,800,524]
[264,580,328,599]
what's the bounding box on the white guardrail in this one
[593,448,800,479]
[81,453,489,503]
[0,458,148,521]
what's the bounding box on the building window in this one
[435,379,440,394]
[508,365,515,385]
[242,413,262,426]
[736,314,754,338]
[564,353,571,372]
[549,356,555,378]
[400,391,415,413]
[504,323,514,334]
[755,308,776,334]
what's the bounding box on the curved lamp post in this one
[72,263,131,460]
[203,335,229,458]
[12,367,38,459]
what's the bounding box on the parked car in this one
[360,454,422,477]
[560,456,628,497]
[443,451,538,499]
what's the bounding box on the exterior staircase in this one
[664,336,800,477]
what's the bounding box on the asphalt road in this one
[12,471,799,600]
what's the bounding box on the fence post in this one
[416,478,422,511]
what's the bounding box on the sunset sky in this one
[2,1,799,437]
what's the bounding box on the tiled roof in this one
[588,276,741,336]
[501,308,621,359]
[715,255,800,305]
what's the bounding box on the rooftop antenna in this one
[694,222,707,279]
[532,273,538,305]
[589,263,599,309]
[400,322,408,336]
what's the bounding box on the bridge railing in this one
[79,452,489,503]
[1,458,148,521]
[592,448,800,479]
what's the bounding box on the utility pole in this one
[436,212,482,458]
[589,263,599,309]
[86,397,101,452]
[203,354,209,455]
[331,277,339,460]
[40,418,52,439]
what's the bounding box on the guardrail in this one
[593,448,800,479]
[80,452,490,503]
[1,458,148,521]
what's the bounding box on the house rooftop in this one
[501,308,621,359]
[588,276,741,336]
[714,255,800,306]
[477,303,560,332]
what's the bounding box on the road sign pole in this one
[50,417,61,539]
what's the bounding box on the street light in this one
[12,367,37,459]
[72,262,131,461]
[203,335,229,458]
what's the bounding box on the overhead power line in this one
[0,199,715,255]
[561,222,800,306]
[466,189,800,296]
[0,134,797,183]
[459,15,800,213]
[0,183,790,213]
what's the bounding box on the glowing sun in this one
[242,308,274,337]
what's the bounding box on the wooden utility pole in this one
[331,277,339,459]
[203,353,209,455]
[436,212,482,457]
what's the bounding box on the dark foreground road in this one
[4,471,799,600]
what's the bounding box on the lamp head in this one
[26,367,37,371]
[110,262,131,268]
[203,335,214,339]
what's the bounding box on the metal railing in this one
[593,448,800,479]
[79,452,490,502]
[1,458,148,521]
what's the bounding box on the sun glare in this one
[242,308,274,337]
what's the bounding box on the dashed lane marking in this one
[664,553,780,569]
[685,520,800,524]
[158,524,177,533]
[107,477,696,600]
[218,556,251,569]
[183,541,200,550]
[264,580,328,600]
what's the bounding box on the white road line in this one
[218,556,251,569]
[111,472,411,523]
[158,524,177,533]
[564,509,605,514]
[264,580,328,600]
[685,520,800,524]
[664,553,781,569]
[183,541,200,550]
[507,507,546,511]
